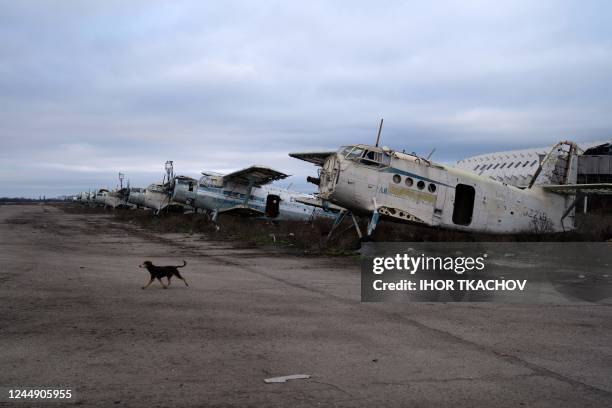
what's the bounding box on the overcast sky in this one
[1,1,611,197]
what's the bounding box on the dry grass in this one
[57,204,612,253]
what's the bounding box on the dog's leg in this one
[142,278,154,289]
[167,276,172,287]
[157,278,168,289]
[176,271,189,287]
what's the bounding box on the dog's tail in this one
[177,260,187,268]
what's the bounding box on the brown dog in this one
[139,260,189,289]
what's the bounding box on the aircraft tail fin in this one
[528,141,579,188]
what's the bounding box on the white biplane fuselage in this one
[142,183,171,212]
[93,189,109,207]
[291,142,606,234]
[104,188,131,209]
[127,187,146,207]
[171,168,335,221]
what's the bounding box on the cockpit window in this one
[342,146,390,167]
[359,149,391,167]
[339,146,353,157]
[199,176,222,188]
[346,147,365,159]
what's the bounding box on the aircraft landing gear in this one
[324,210,364,244]
[366,209,380,238]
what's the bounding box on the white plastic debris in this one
[264,374,311,384]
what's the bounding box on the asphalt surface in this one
[0,204,611,407]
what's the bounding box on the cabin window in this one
[514,162,522,168]
[393,174,401,184]
[522,161,529,167]
[428,183,436,193]
[493,163,500,169]
[508,162,514,167]
[405,177,413,187]
[188,182,194,192]
[530,160,538,166]
[500,163,507,169]
[452,184,475,226]
[417,180,425,190]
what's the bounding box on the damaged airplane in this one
[291,140,612,238]
[171,165,337,222]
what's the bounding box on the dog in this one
[139,260,189,289]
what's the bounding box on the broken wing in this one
[293,196,344,212]
[217,204,266,217]
[222,166,289,187]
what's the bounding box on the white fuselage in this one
[94,190,108,206]
[318,145,576,233]
[103,189,131,209]
[172,176,334,221]
[127,184,171,212]
[127,188,146,207]
[142,184,171,212]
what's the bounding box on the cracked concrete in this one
[0,204,611,407]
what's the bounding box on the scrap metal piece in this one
[263,374,311,384]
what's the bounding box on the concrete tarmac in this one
[0,204,611,407]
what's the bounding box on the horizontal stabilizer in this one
[294,196,344,212]
[289,151,335,166]
[542,183,612,195]
[222,166,288,187]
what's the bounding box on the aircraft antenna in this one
[426,148,436,160]
[375,118,384,147]
[118,172,125,189]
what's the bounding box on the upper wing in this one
[289,151,336,166]
[542,183,612,195]
[222,165,289,187]
[294,196,345,212]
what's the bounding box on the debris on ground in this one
[263,374,311,383]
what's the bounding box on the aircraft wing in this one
[222,166,289,187]
[289,151,336,166]
[294,196,345,212]
[542,183,612,195]
[217,204,266,217]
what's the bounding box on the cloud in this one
[0,0,610,196]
